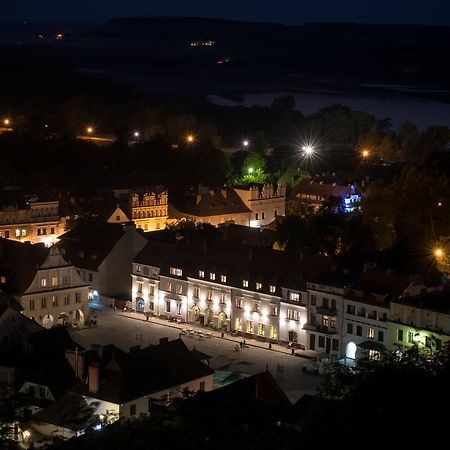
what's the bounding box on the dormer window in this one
[256,282,262,290]
[242,280,248,288]
[209,272,216,281]
[0,276,5,284]
[269,285,276,293]
[41,278,47,287]
[136,265,141,273]
[199,270,205,279]
[170,267,183,276]
[290,292,300,302]
[220,274,227,283]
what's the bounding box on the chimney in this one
[65,348,84,380]
[88,362,99,394]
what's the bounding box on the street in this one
[69,308,322,402]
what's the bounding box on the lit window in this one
[367,328,375,339]
[220,274,227,283]
[167,282,172,292]
[177,303,182,315]
[271,304,278,316]
[246,320,254,333]
[136,265,141,273]
[52,296,58,307]
[220,293,226,304]
[41,278,47,287]
[256,282,262,290]
[176,284,183,295]
[170,267,183,276]
[269,326,278,339]
[269,285,276,293]
[235,317,242,331]
[257,323,265,336]
[207,290,213,301]
[235,298,243,309]
[368,350,381,361]
[51,276,58,286]
[193,287,199,298]
[242,280,248,288]
[199,270,205,278]
[253,302,260,313]
[290,292,300,302]
[287,309,300,321]
[209,272,216,281]
[0,276,5,284]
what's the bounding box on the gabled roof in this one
[0,238,48,296]
[74,339,214,404]
[172,188,251,218]
[57,222,127,271]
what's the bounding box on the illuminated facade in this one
[131,189,168,232]
[20,246,90,328]
[0,201,65,246]
[234,184,286,228]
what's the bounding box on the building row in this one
[131,238,450,363]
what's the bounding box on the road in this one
[69,308,322,402]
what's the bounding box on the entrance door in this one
[136,298,145,313]
[326,337,331,354]
[310,334,316,350]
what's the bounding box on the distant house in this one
[58,221,147,302]
[289,179,361,213]
[72,338,215,419]
[234,184,286,228]
[171,186,251,227]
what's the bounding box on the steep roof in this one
[172,188,251,218]
[74,339,214,404]
[392,290,450,315]
[57,222,126,271]
[0,238,49,296]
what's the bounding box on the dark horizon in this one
[3,0,450,26]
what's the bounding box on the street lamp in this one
[133,131,140,138]
[361,149,370,159]
[434,247,444,259]
[301,145,315,157]
[248,167,254,174]
[86,126,93,134]
[242,139,249,148]
[3,118,10,126]
[186,134,195,144]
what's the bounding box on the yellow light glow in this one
[3,118,10,126]
[86,127,93,134]
[186,134,195,143]
[434,247,444,258]
[362,149,370,158]
[23,430,31,439]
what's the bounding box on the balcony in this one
[316,307,337,316]
[302,323,337,335]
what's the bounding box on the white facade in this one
[279,288,308,346]
[20,247,90,328]
[234,184,286,228]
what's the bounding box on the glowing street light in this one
[248,167,254,174]
[133,131,140,138]
[186,134,195,144]
[242,139,249,148]
[86,126,93,134]
[434,247,444,259]
[301,145,315,156]
[361,149,370,159]
[3,118,10,126]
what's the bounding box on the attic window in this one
[136,265,141,273]
[209,272,216,281]
[269,285,276,293]
[170,267,183,276]
[242,280,248,288]
[199,270,205,279]
[0,276,5,284]
[256,282,262,291]
[220,274,227,283]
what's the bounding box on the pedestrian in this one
[269,343,272,350]
[291,348,295,355]
[221,332,224,338]
[239,341,243,349]
[243,339,246,348]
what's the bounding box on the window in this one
[255,213,259,220]
[75,293,81,303]
[367,328,375,339]
[52,296,58,307]
[332,339,339,351]
[256,282,262,290]
[269,326,278,339]
[331,299,336,310]
[130,404,136,416]
[193,287,199,298]
[207,290,213,301]
[330,317,336,328]
[262,212,265,220]
[253,302,260,313]
[62,276,68,285]
[21,229,26,237]
[41,278,47,287]
[346,304,355,314]
[0,276,6,284]
[170,267,183,276]
[50,227,55,234]
[397,329,404,342]
[4,230,9,238]
[220,274,227,283]
[257,323,265,336]
[177,303,182,315]
[407,331,414,344]
[209,272,216,281]
[220,293,226,304]
[287,309,300,321]
[246,320,254,333]
[137,282,143,294]
[64,295,70,305]
[310,295,316,306]
[242,280,248,288]
[88,273,93,282]
[290,292,300,302]
[356,325,362,336]
[235,298,243,309]
[318,336,325,348]
[377,330,384,342]
[176,284,183,295]
[136,265,141,273]
[198,270,205,278]
[269,285,276,293]
[37,228,41,236]
[368,350,381,361]
[347,323,353,334]
[143,266,149,276]
[167,282,172,293]
[41,298,47,308]
[271,304,278,317]
[29,299,35,310]
[235,317,242,331]
[15,229,20,237]
[199,381,205,391]
[149,285,155,296]
[166,301,171,313]
[322,297,329,308]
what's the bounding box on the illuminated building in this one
[0,200,65,246]
[234,184,286,228]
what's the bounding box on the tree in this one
[241,152,268,184]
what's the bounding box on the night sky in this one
[3,0,450,25]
